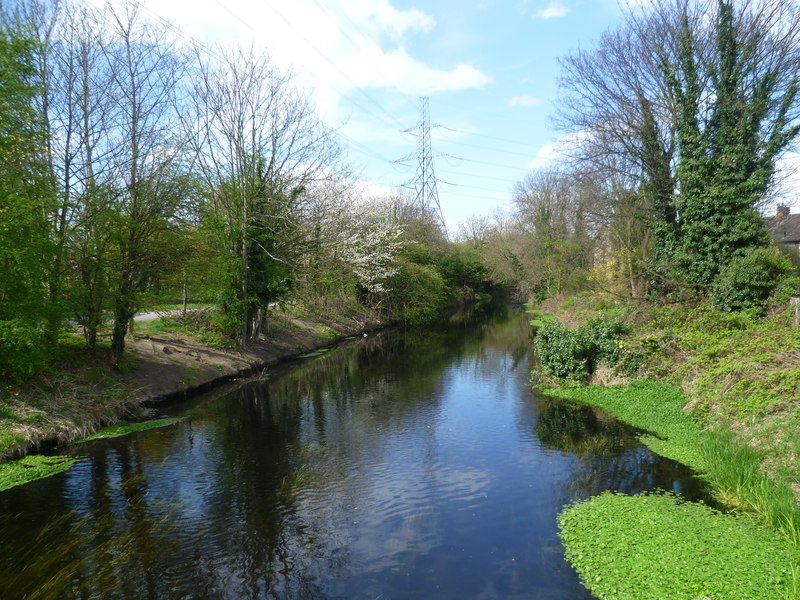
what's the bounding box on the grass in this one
[0,337,134,460]
[77,417,183,443]
[544,380,707,470]
[0,454,81,491]
[559,491,796,600]
[702,428,800,544]
[133,311,234,349]
[637,305,800,421]
[538,299,800,598]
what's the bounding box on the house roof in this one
[765,212,800,244]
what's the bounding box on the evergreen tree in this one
[666,1,796,286]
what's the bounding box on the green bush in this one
[534,312,630,382]
[711,246,797,314]
[389,259,449,325]
[582,312,629,366]
[534,319,591,381]
[0,320,50,380]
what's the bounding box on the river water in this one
[0,305,707,599]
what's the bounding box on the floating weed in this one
[77,417,182,443]
[559,491,795,600]
[298,348,332,359]
[277,465,312,504]
[0,454,81,491]
[544,381,707,470]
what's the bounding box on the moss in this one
[77,417,182,443]
[0,454,80,491]
[559,491,795,600]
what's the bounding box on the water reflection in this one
[0,306,709,599]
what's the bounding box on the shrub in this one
[534,312,631,382]
[581,312,629,367]
[534,319,591,382]
[711,246,797,314]
[0,320,50,381]
[388,259,449,325]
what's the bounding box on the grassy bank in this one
[535,296,800,599]
[0,302,388,490]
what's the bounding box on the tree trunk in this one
[182,271,188,314]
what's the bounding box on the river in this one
[0,304,708,599]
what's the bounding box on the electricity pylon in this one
[412,97,445,230]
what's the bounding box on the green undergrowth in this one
[77,417,183,443]
[544,381,706,470]
[702,429,800,544]
[559,491,796,600]
[639,305,800,421]
[0,454,81,492]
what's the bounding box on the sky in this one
[114,0,798,231]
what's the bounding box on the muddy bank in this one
[0,308,391,462]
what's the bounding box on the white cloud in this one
[343,0,435,40]
[535,2,568,20]
[93,0,490,121]
[528,131,589,170]
[768,151,800,213]
[508,95,541,107]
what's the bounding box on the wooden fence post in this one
[790,297,800,326]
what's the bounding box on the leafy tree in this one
[0,16,57,378]
[664,1,798,285]
[187,45,340,347]
[103,2,191,362]
[558,0,800,294]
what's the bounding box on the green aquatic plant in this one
[297,348,333,359]
[78,417,182,442]
[559,491,795,600]
[544,381,706,470]
[0,454,80,491]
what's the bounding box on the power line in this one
[411,97,445,228]
[232,0,409,132]
[437,125,540,150]
[441,154,532,172]
[436,168,516,184]
[439,137,536,159]
[308,0,421,115]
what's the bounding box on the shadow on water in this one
[534,396,712,505]
[0,304,711,600]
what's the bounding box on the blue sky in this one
[113,0,800,228]
[119,0,637,230]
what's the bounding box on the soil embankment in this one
[0,308,388,461]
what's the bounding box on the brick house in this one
[764,205,800,263]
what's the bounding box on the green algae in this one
[559,491,796,600]
[78,417,182,442]
[0,454,80,492]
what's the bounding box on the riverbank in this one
[533,294,800,599]
[0,304,388,464]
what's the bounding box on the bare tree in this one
[100,0,191,361]
[186,45,341,347]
